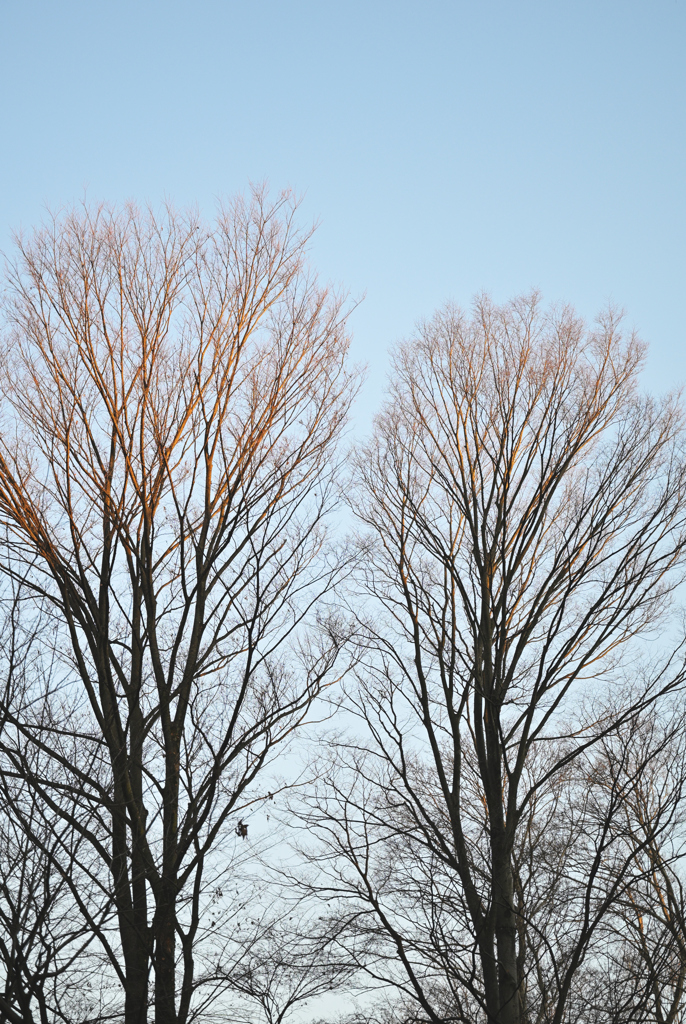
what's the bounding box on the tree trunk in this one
[113,788,150,1024]
[154,886,177,1024]
[156,738,179,1024]
[493,845,519,1024]
[129,706,150,1024]
[124,945,150,1024]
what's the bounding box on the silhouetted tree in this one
[0,190,359,1024]
[296,295,686,1024]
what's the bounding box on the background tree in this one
[0,758,110,1024]
[0,586,125,1024]
[217,907,356,1024]
[0,190,359,1024]
[569,708,686,1024]
[295,294,686,1024]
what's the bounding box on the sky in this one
[0,0,684,429]
[0,5,683,1019]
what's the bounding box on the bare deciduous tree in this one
[0,190,359,1024]
[0,764,109,1024]
[297,294,686,1024]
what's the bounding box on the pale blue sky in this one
[1,0,684,425]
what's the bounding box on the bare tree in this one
[506,700,686,1024]
[295,294,686,1024]
[0,190,359,1024]
[571,708,686,1024]
[0,590,121,1024]
[0,761,110,1024]
[216,908,356,1024]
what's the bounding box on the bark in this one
[154,886,177,1024]
[492,841,519,1024]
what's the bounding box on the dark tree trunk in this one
[154,885,177,1024]
[155,736,180,1024]
[493,840,519,1024]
